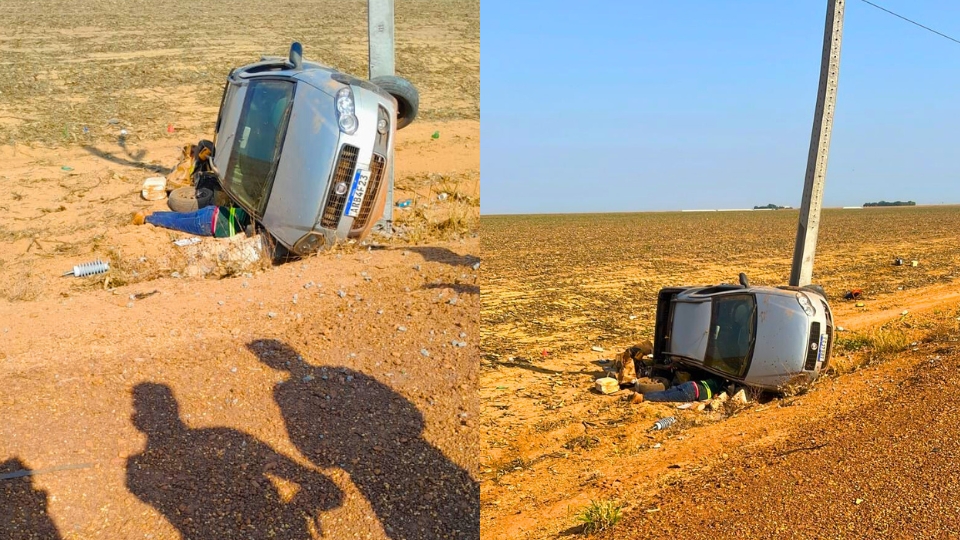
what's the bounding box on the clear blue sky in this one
[481,1,960,214]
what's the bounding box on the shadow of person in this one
[0,457,62,540]
[125,383,343,539]
[248,339,480,540]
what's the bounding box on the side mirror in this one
[739,273,750,288]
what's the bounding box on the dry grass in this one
[0,0,479,147]
[393,171,479,243]
[576,499,624,535]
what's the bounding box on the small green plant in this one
[577,499,623,535]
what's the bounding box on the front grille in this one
[320,144,359,228]
[353,154,386,230]
[804,321,822,371]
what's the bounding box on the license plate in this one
[345,169,371,218]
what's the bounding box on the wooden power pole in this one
[790,0,844,286]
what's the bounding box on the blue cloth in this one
[642,381,699,402]
[146,206,216,236]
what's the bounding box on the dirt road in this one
[612,338,960,539]
[1,232,480,539]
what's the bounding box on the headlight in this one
[377,117,388,134]
[796,293,816,316]
[336,87,358,135]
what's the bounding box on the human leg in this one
[144,206,216,236]
[640,381,699,402]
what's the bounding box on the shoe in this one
[132,211,147,225]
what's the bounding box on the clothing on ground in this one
[642,379,724,402]
[145,206,251,238]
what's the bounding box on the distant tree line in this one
[753,203,787,210]
[863,200,916,207]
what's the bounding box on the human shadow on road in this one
[0,457,62,540]
[248,339,480,540]
[125,382,343,539]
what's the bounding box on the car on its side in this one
[651,274,834,392]
[207,42,419,257]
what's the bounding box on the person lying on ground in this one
[132,205,251,238]
[634,378,724,403]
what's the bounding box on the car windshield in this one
[222,79,295,213]
[704,294,756,377]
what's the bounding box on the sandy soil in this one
[0,0,480,536]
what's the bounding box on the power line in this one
[860,0,960,47]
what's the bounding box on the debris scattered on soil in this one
[591,346,605,353]
[173,237,202,247]
[649,417,677,431]
[595,377,619,395]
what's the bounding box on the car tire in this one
[260,232,297,264]
[371,75,419,130]
[167,187,214,213]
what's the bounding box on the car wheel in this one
[260,232,297,265]
[167,187,214,213]
[371,75,419,130]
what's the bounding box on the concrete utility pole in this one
[369,0,397,233]
[790,0,844,287]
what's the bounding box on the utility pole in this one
[790,0,844,286]
[369,0,397,234]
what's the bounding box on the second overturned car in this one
[650,274,834,392]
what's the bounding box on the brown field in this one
[480,206,960,539]
[0,1,479,538]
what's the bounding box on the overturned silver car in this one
[651,274,834,391]
[208,42,418,257]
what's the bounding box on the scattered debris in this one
[591,346,605,353]
[173,237,202,247]
[845,289,863,300]
[396,199,413,208]
[141,176,167,200]
[893,258,903,266]
[595,377,619,395]
[63,259,109,277]
[856,302,865,308]
[420,348,430,357]
[911,260,918,267]
[60,166,73,171]
[649,416,677,431]
[431,130,440,139]
[731,389,749,404]
[133,290,159,300]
